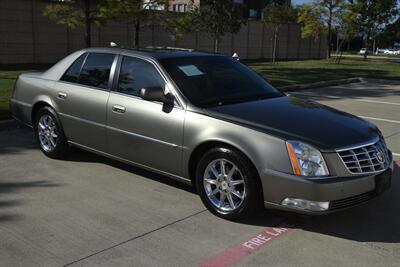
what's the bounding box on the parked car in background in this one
[10,48,394,220]
[359,48,373,55]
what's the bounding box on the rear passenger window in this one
[79,53,115,89]
[61,53,87,83]
[117,56,165,97]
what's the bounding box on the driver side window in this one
[117,56,165,97]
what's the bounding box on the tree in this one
[263,3,297,63]
[44,0,103,48]
[297,4,325,40]
[98,0,167,48]
[347,0,398,60]
[298,0,345,59]
[175,0,245,53]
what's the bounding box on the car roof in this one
[80,47,224,60]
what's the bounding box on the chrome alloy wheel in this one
[38,115,58,152]
[203,159,246,212]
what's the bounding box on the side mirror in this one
[140,86,166,102]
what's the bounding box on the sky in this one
[292,0,312,5]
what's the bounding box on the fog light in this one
[281,198,329,211]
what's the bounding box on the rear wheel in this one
[196,147,262,220]
[34,107,68,159]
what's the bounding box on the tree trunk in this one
[84,0,91,48]
[272,26,278,64]
[364,32,370,61]
[134,19,140,48]
[327,7,332,59]
[214,37,220,53]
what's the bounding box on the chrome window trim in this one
[117,53,185,108]
[58,52,118,92]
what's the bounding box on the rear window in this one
[78,53,115,89]
[60,53,87,83]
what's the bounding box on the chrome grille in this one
[337,139,389,174]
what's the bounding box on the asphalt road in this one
[0,81,399,267]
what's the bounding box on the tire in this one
[195,147,262,220]
[34,106,69,159]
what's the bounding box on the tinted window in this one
[79,53,115,89]
[117,57,165,97]
[61,53,87,83]
[159,56,283,107]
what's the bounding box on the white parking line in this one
[393,153,400,157]
[355,99,400,106]
[360,116,400,125]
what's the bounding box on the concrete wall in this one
[0,0,326,64]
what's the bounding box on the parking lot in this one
[0,81,399,267]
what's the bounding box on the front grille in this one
[337,138,389,174]
[330,191,376,210]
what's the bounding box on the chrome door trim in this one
[68,140,191,184]
[59,112,180,148]
[58,112,106,128]
[106,125,180,148]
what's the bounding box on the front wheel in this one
[34,107,69,159]
[195,147,262,220]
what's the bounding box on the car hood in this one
[206,96,379,151]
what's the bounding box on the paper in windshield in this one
[178,65,204,76]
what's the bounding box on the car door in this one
[54,52,117,152]
[106,55,185,176]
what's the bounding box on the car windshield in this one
[159,56,284,107]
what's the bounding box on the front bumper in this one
[262,161,393,214]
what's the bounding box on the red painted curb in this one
[395,160,400,168]
[197,222,295,267]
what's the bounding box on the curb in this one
[359,78,400,85]
[278,78,362,92]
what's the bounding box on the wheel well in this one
[188,141,261,188]
[31,101,50,124]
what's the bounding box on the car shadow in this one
[65,147,196,194]
[245,164,400,244]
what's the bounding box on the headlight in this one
[286,141,329,176]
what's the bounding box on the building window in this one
[173,4,187,13]
[249,9,258,18]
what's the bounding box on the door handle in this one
[58,92,67,100]
[112,105,126,114]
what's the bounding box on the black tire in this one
[195,147,263,220]
[34,106,69,159]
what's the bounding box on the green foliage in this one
[298,4,326,40]
[263,2,298,25]
[174,0,245,52]
[347,0,398,58]
[98,0,167,47]
[347,0,398,38]
[166,13,196,43]
[43,0,103,27]
[44,3,84,28]
[98,0,167,23]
